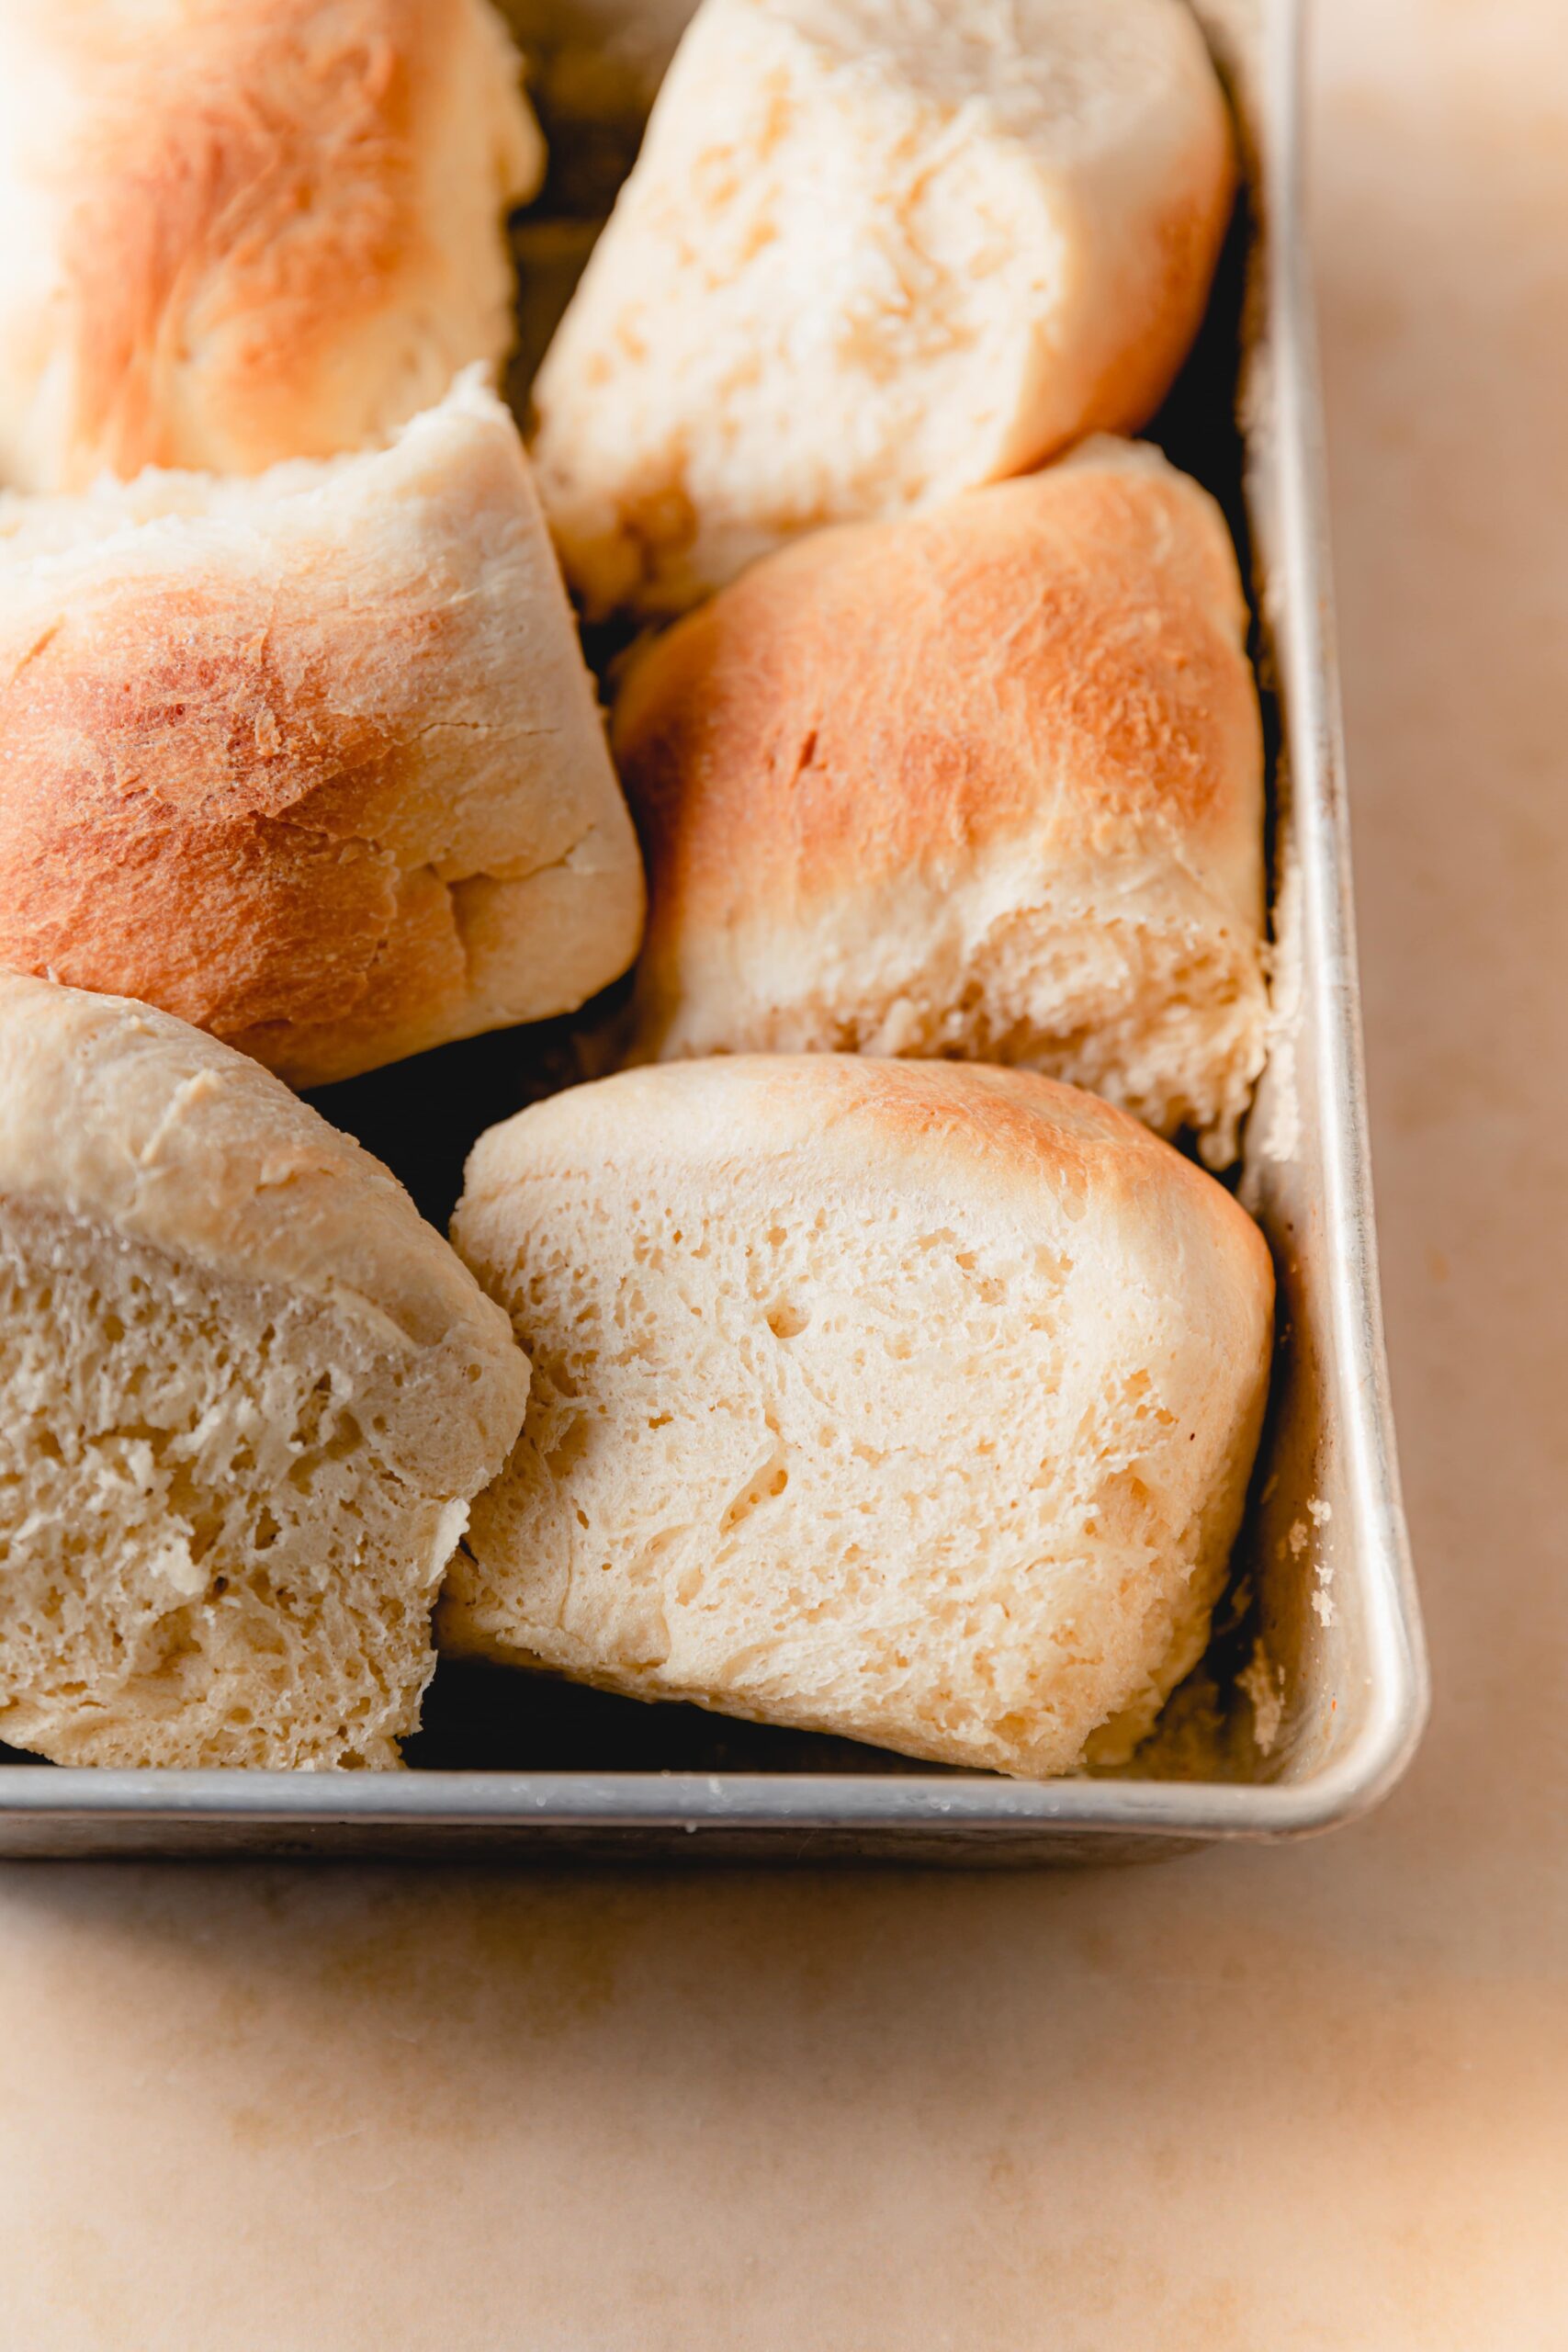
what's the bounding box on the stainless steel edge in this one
[0,0,1427,1860]
[0,1749,1417,1836]
[1254,0,1430,1819]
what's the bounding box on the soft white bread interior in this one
[0,0,543,492]
[0,976,530,1770]
[0,371,645,1089]
[444,1056,1274,1778]
[531,0,1235,616]
[617,439,1266,1167]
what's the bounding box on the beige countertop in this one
[3,1,1564,2342]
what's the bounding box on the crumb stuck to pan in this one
[1239,1638,1286,1758]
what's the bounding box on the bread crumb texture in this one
[532,0,1234,614]
[0,375,644,1086]
[0,1200,456,1769]
[445,1057,1273,1778]
[0,975,529,1769]
[617,443,1267,1167]
[0,0,543,490]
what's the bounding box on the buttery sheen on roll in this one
[532,0,1235,616]
[0,372,645,1088]
[0,975,530,1770]
[444,1057,1274,1779]
[617,439,1266,1167]
[0,0,543,492]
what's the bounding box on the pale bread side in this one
[445,1055,1273,1779]
[0,974,531,1768]
[533,0,1235,615]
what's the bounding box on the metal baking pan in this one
[0,0,1427,1860]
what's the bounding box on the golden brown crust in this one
[6,0,543,486]
[0,577,462,1041]
[615,442,1258,963]
[0,379,644,1086]
[65,1,416,476]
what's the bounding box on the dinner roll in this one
[444,1057,1273,1778]
[0,371,645,1089]
[531,0,1235,616]
[616,440,1266,1167]
[0,975,530,1770]
[0,0,543,492]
